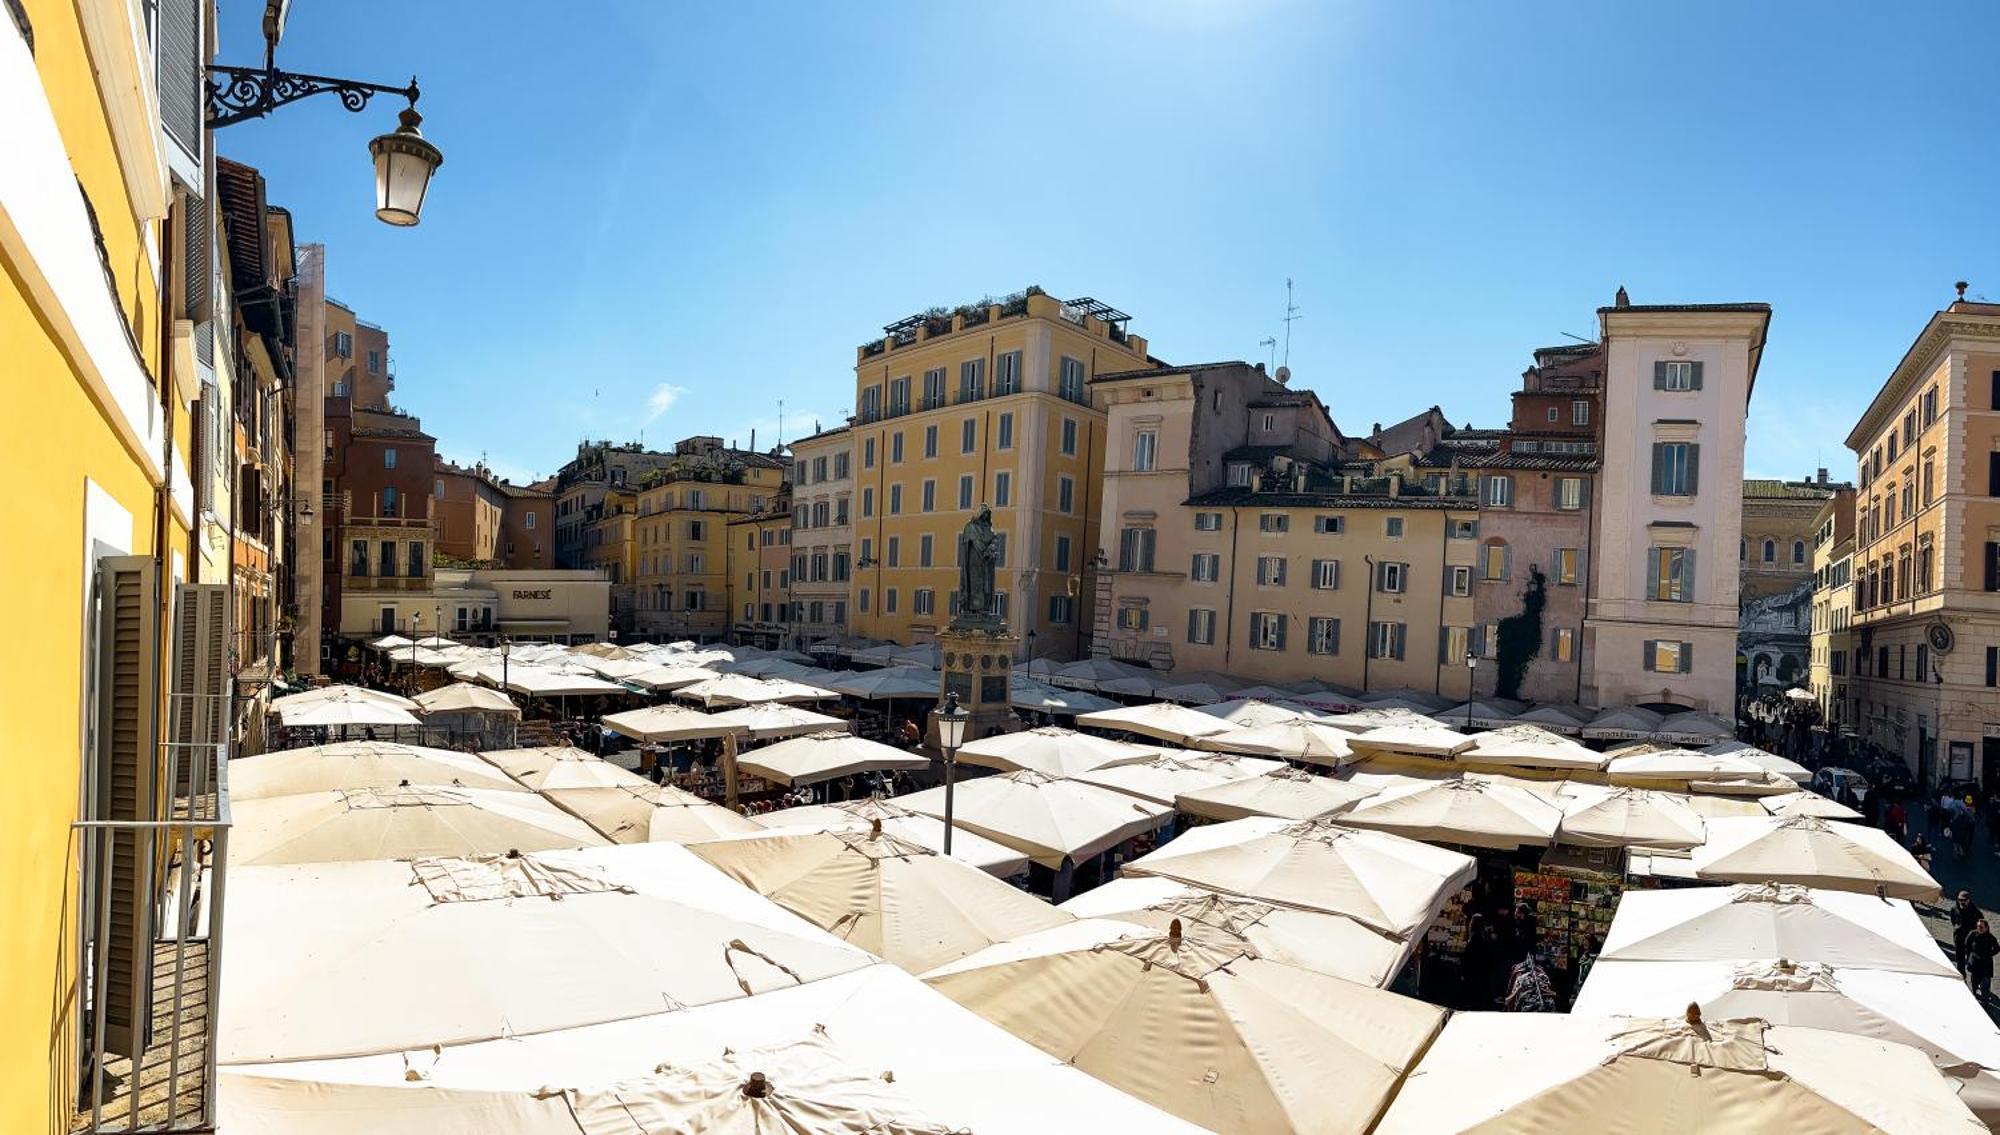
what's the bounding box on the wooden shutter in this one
[1985,542,1998,592]
[1682,549,1696,601]
[1650,444,1666,494]
[1501,544,1513,581]
[167,583,228,796]
[1642,639,1657,672]
[1653,361,1667,390]
[1688,362,1704,390]
[1686,444,1701,494]
[1274,615,1288,651]
[156,0,203,187]
[95,555,160,1059]
[1392,623,1406,660]
[1679,642,1694,673]
[182,189,213,325]
[1988,453,1999,497]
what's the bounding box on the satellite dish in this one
[1274,366,1291,385]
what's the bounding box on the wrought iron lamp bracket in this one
[206,65,419,129]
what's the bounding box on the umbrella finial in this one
[742,1071,771,1099]
[1684,1002,1703,1026]
[1168,917,1183,945]
[870,817,882,838]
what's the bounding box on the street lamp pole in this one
[500,636,512,696]
[1464,650,1477,730]
[936,692,969,855]
[409,610,421,687]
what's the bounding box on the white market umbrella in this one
[275,691,421,729]
[1763,790,1864,820]
[1707,739,1812,783]
[924,917,1446,1135]
[753,797,1031,878]
[955,726,1158,778]
[1692,817,1941,901]
[1373,1012,1985,1135]
[736,731,929,788]
[822,666,941,700]
[1598,882,1956,975]
[897,770,1172,869]
[1345,721,1476,760]
[570,656,659,682]
[1047,656,1152,691]
[1581,704,1665,741]
[572,641,642,660]
[228,784,608,866]
[1682,793,1772,819]
[1364,687,1456,713]
[410,635,458,650]
[1606,748,1768,783]
[1059,878,1414,988]
[479,745,645,792]
[273,683,418,712]
[1009,679,1118,715]
[412,682,519,716]
[1456,724,1604,770]
[1176,766,1377,823]
[1341,776,1562,849]
[1510,703,1595,735]
[1149,677,1233,704]
[229,741,525,800]
[1195,718,1358,767]
[1311,706,1435,731]
[708,703,847,740]
[367,634,415,651]
[216,843,873,1064]
[689,825,1071,973]
[1436,699,1524,730]
[1570,959,2000,1123]
[1071,754,1256,806]
[1076,702,1237,744]
[567,782,765,843]
[498,666,625,699]
[626,664,722,692]
[677,674,834,708]
[1653,710,1737,745]
[1099,671,1177,700]
[1195,697,1323,728]
[602,703,736,743]
[1556,785,1706,848]
[1122,816,1476,938]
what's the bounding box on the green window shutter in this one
[1650,444,1666,495]
[1687,444,1701,495]
[1642,639,1657,671]
[1688,361,1704,390]
[1653,360,1668,390]
[1645,548,1661,600]
[1680,642,1695,673]
[1275,614,1288,651]
[1394,624,1406,660]
[1502,544,1513,581]
[1579,478,1592,507]
[1682,549,1696,601]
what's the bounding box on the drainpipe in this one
[1223,505,1242,669]
[1578,471,1595,705]
[1434,517,1449,697]
[154,213,178,732]
[1362,554,1377,690]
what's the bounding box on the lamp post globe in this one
[937,692,970,854]
[368,105,444,227]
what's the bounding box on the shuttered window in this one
[1651,443,1699,495]
[91,556,161,1058]
[1653,360,1703,391]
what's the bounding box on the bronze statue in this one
[957,504,998,621]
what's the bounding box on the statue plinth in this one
[929,617,1018,748]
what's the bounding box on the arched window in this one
[1762,539,1776,564]
[1792,539,1806,566]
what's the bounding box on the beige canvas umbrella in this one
[230,741,525,800]
[1194,697,1321,728]
[367,633,416,652]
[1340,776,1562,849]
[1374,1011,1985,1135]
[1606,747,1768,783]
[676,674,833,708]
[572,641,642,660]
[1692,816,1940,900]
[1763,790,1864,820]
[1312,706,1435,731]
[602,703,735,743]
[413,682,520,716]
[897,770,1173,869]
[1176,766,1377,822]
[707,703,846,740]
[954,725,1158,777]
[216,843,873,1064]
[1598,882,1957,975]
[750,797,1031,878]
[689,824,1070,973]
[735,731,929,787]
[569,782,765,843]
[274,687,421,728]
[1689,771,1799,797]
[1121,816,1477,937]
[228,785,608,865]
[1075,702,1238,744]
[1456,724,1605,771]
[217,1075,581,1135]
[925,917,1445,1135]
[1556,785,1706,848]
[565,1035,963,1135]
[1060,878,1414,988]
[1195,718,1358,767]
[1345,720,1476,759]
[1681,793,1771,819]
[570,656,658,682]
[1707,739,1812,783]
[625,663,722,692]
[1071,754,1255,806]
[480,746,649,791]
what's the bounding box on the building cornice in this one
[1845,311,2000,451]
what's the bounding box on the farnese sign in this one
[512,589,554,600]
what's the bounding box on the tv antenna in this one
[777,399,784,449]
[1282,278,1301,368]
[1559,331,1593,345]
[1259,337,1277,371]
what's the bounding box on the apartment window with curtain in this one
[1648,547,1693,601]
[1059,357,1086,403]
[1442,625,1471,664]
[1117,605,1149,631]
[959,358,986,401]
[1643,639,1691,673]
[1483,475,1513,507]
[1651,442,1699,496]
[1195,512,1223,531]
[1481,541,1510,581]
[1655,360,1701,391]
[1118,527,1157,572]
[1554,627,1576,662]
[1188,608,1216,645]
[995,350,1021,395]
[1133,430,1158,472]
[1555,547,1580,586]
[1369,621,1406,660]
[1191,553,1220,582]
[1257,555,1287,586]
[923,368,946,409]
[1249,612,1286,651]
[1556,477,1587,511]
[1308,617,1340,655]
[350,540,369,576]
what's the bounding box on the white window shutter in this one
[168,582,229,793]
[156,0,205,190]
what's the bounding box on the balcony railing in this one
[73,718,230,1134]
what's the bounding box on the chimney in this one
[1614,285,1630,308]
[1817,468,1829,485]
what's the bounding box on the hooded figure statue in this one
[957,504,998,621]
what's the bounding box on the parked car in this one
[1865,756,1915,796]
[1811,766,1871,805]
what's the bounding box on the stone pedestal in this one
[928,621,1018,748]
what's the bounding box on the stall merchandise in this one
[1511,843,1622,976]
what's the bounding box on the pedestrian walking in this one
[1968,919,2000,1003]
[1952,808,1976,860]
[1885,799,1907,844]
[1503,954,1558,1013]
[1952,891,1981,972]
[1911,832,1934,874]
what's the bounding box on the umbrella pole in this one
[723,732,740,809]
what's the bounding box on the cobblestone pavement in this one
[1901,809,2000,1023]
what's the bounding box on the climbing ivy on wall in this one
[1494,566,1548,700]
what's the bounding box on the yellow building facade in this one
[631,437,787,641]
[848,289,1147,656]
[728,503,795,647]
[3,2,219,1130]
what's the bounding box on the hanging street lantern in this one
[368,105,445,227]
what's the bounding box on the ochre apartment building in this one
[847,288,1147,659]
[788,425,855,649]
[631,436,788,641]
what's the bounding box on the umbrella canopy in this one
[228,785,609,865]
[408,635,457,650]
[1176,766,1377,823]
[1599,882,1956,974]
[602,703,736,743]
[1122,816,1477,938]
[1581,704,1665,740]
[571,641,642,660]
[823,666,942,700]
[1195,697,1322,728]
[217,1075,580,1135]
[676,673,834,708]
[273,683,420,711]
[924,918,1446,1135]
[1341,776,1563,849]
[1706,739,1812,783]
[413,682,520,717]
[1046,656,1152,690]
[1605,747,1768,782]
[1509,702,1595,735]
[1059,878,1414,988]
[707,702,847,740]
[1556,785,1706,848]
[479,746,647,792]
[1436,699,1524,729]
[1071,754,1256,806]
[1763,790,1863,820]
[367,634,415,651]
[274,690,421,728]
[1311,706,1435,731]
[1008,679,1118,715]
[1100,671,1177,700]
[1693,817,1940,900]
[569,656,658,682]
[1653,710,1736,744]
[735,731,929,787]
[956,726,1159,778]
[1364,687,1456,712]
[1346,721,1476,760]
[1150,677,1235,704]
[497,666,626,699]
[1373,1012,1985,1135]
[897,770,1173,869]
[1570,959,2000,1121]
[625,664,722,692]
[1456,724,1605,770]
[1194,718,1357,767]
[555,781,765,843]
[1682,793,1772,819]
[565,1034,964,1135]
[752,797,1031,878]
[407,647,470,669]
[689,826,1071,973]
[230,741,524,800]
[216,843,873,1064]
[1075,702,1237,744]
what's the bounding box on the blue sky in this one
[215,1,2000,486]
